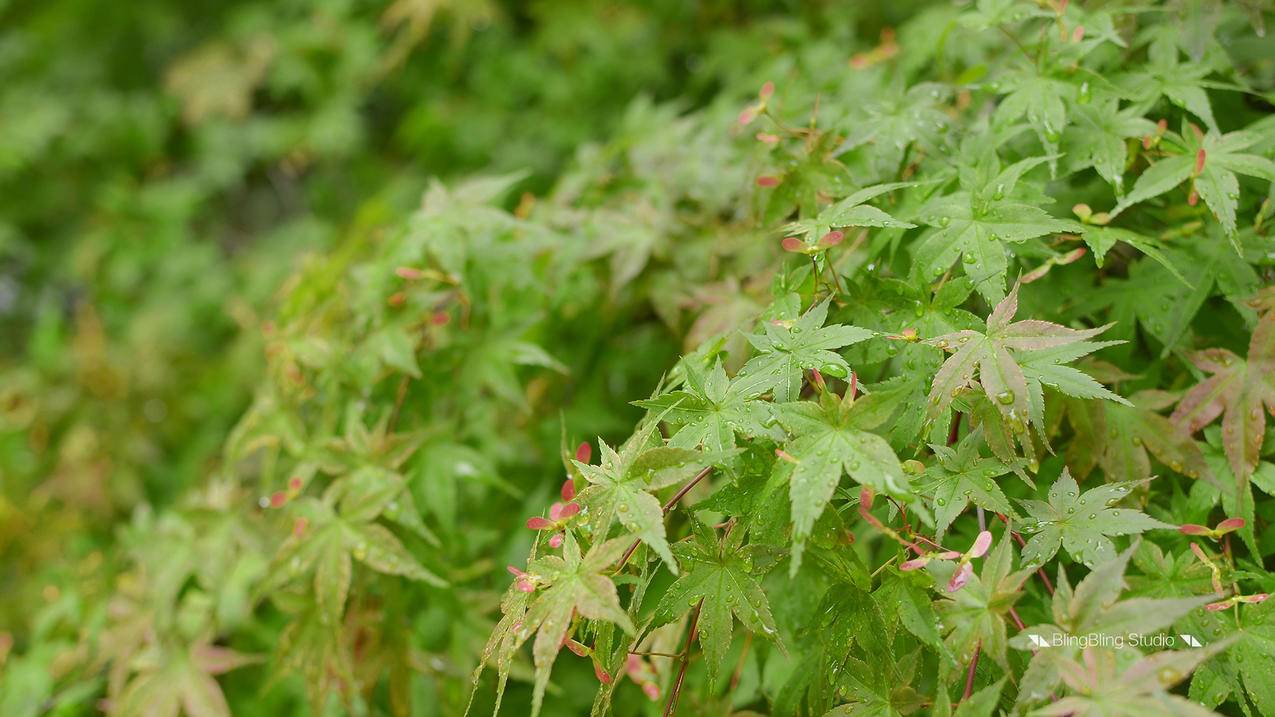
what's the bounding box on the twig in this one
[616,466,715,571]
[664,599,704,717]
[961,641,981,702]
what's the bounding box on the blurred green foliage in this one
[3,1,1274,716]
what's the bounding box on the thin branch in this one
[663,599,704,717]
[961,640,982,702]
[616,466,715,571]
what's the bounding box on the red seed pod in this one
[1071,25,1084,42]
[594,662,612,684]
[1194,149,1206,175]
[269,491,288,509]
[759,81,774,101]
[1178,524,1211,536]
[1215,517,1246,534]
[431,311,450,326]
[756,132,780,144]
[561,478,576,501]
[756,175,780,188]
[395,266,425,280]
[288,476,303,491]
[819,230,845,247]
[781,236,805,252]
[575,441,592,464]
[1188,189,1199,206]
[526,516,554,531]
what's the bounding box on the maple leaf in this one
[634,359,778,452]
[931,531,1033,670]
[508,535,635,717]
[780,181,916,251]
[573,428,709,572]
[1062,99,1159,187]
[913,155,1083,301]
[111,643,260,717]
[1185,599,1275,714]
[926,282,1117,443]
[264,477,447,627]
[1171,307,1275,480]
[1114,124,1275,236]
[1035,643,1233,717]
[734,297,876,402]
[652,521,780,687]
[1010,548,1212,709]
[920,432,1015,539]
[1060,390,1212,485]
[1017,470,1171,568]
[773,388,911,573]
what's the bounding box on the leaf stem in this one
[961,640,981,703]
[663,599,703,717]
[616,466,715,571]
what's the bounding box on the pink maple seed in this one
[642,682,661,700]
[526,516,554,531]
[819,230,845,247]
[1194,149,1206,175]
[738,106,759,126]
[288,476,303,491]
[565,639,590,657]
[1240,593,1269,604]
[269,491,288,509]
[553,501,581,520]
[1215,517,1245,533]
[756,175,780,188]
[395,266,425,280]
[848,370,858,399]
[507,565,527,577]
[936,551,961,560]
[759,81,775,101]
[775,448,800,464]
[1071,25,1084,42]
[293,517,309,537]
[756,132,780,144]
[900,557,930,571]
[781,236,805,252]
[810,368,826,390]
[561,478,576,502]
[431,311,450,326]
[1179,524,1211,536]
[969,531,993,558]
[948,562,974,592]
[1205,600,1232,612]
[1188,189,1199,206]
[548,533,564,549]
[575,441,592,464]
[594,662,612,684]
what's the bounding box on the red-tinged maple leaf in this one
[1170,302,1275,479]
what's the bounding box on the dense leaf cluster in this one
[3,1,1275,716]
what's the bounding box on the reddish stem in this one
[663,599,703,717]
[616,466,714,571]
[961,641,981,702]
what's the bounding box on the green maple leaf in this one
[921,432,1015,539]
[781,181,916,250]
[1171,305,1275,480]
[1186,600,1275,714]
[1062,99,1159,187]
[634,359,778,452]
[573,427,709,572]
[1017,469,1171,568]
[653,521,779,687]
[734,297,876,402]
[913,155,1082,301]
[932,532,1033,670]
[519,535,635,716]
[1116,29,1220,132]
[1010,548,1211,709]
[264,475,447,627]
[926,282,1117,442]
[1114,125,1275,236]
[113,643,259,717]
[774,388,911,573]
